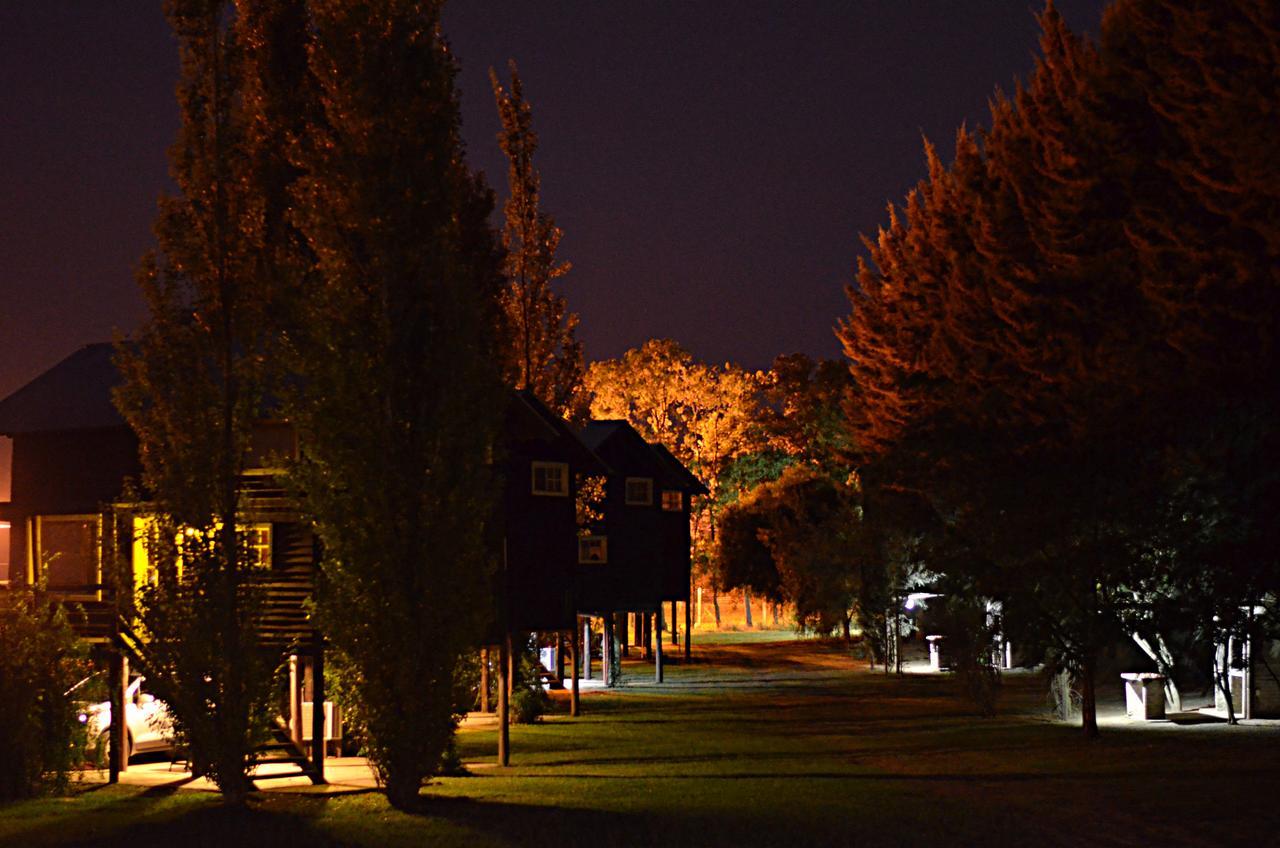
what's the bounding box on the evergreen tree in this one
[491,62,586,422]
[283,0,507,810]
[113,0,278,801]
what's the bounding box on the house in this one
[498,390,608,636]
[0,343,614,776]
[576,421,707,682]
[0,343,328,782]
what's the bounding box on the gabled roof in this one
[649,442,709,496]
[581,420,681,486]
[508,391,610,476]
[0,343,126,435]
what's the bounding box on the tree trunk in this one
[602,614,615,687]
[385,771,422,812]
[583,617,592,681]
[617,612,629,657]
[555,631,566,683]
[655,605,664,683]
[696,586,703,627]
[842,616,851,642]
[712,587,721,626]
[772,603,780,627]
[570,622,580,717]
[671,601,679,645]
[480,647,490,713]
[108,651,127,782]
[498,633,511,765]
[1080,653,1099,738]
[685,591,693,660]
[311,643,326,783]
[1214,641,1237,725]
[743,588,753,627]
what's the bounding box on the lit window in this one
[246,524,272,569]
[35,515,99,592]
[532,461,569,496]
[132,518,271,583]
[625,478,653,506]
[662,490,683,512]
[578,535,608,564]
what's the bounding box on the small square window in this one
[578,535,608,564]
[532,462,569,496]
[662,490,683,512]
[625,477,653,506]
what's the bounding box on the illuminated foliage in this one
[586,339,762,565]
[491,62,586,424]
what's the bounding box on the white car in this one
[81,676,176,760]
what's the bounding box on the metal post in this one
[583,617,592,680]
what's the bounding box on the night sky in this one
[0,1,1109,402]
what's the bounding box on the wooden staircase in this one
[249,718,324,787]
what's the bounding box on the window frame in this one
[531,461,570,497]
[624,477,654,506]
[578,535,608,565]
[661,490,683,512]
[33,513,102,599]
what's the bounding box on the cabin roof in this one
[649,442,710,496]
[0,343,126,435]
[581,420,685,487]
[508,391,610,475]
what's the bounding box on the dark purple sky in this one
[0,1,1109,400]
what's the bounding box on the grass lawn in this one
[3,638,1278,847]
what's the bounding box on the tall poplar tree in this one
[283,0,507,809]
[113,0,276,801]
[491,62,586,422]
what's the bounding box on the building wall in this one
[5,427,139,584]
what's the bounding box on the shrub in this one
[511,685,549,724]
[0,587,90,800]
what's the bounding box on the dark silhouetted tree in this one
[282,0,507,810]
[113,0,281,800]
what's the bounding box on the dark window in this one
[532,462,569,496]
[38,516,98,590]
[578,536,607,564]
[625,477,653,506]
